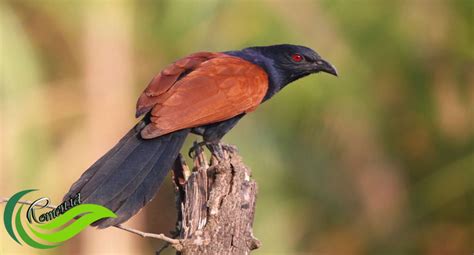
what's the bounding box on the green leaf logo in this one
[3,189,116,249]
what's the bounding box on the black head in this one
[245,44,337,86]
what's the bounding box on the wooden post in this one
[169,145,260,255]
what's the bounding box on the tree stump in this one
[170,144,260,255]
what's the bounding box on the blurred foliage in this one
[1,0,473,254]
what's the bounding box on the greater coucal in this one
[64,44,337,227]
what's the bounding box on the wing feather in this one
[138,54,268,139]
[136,52,224,117]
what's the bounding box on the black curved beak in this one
[314,59,338,77]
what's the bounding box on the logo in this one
[3,189,117,249]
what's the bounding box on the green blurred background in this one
[1,0,473,254]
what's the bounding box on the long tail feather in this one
[64,122,189,228]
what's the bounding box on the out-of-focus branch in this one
[0,198,57,209]
[115,225,180,246]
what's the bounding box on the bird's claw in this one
[188,141,206,158]
[187,141,237,159]
[206,143,237,160]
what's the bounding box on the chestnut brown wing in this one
[136,52,224,117]
[139,55,268,139]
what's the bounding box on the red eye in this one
[291,53,303,62]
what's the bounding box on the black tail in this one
[64,122,189,228]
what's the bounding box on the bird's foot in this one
[188,141,237,159]
[188,141,207,158]
[206,143,238,159]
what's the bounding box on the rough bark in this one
[169,145,260,255]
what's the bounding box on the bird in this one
[64,44,337,228]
